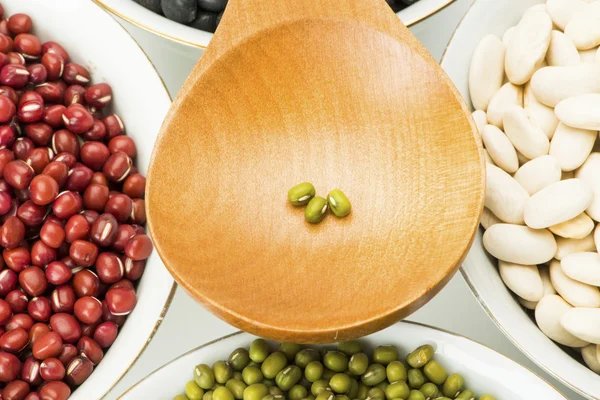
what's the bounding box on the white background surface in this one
[106,0,582,398]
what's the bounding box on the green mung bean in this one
[386,361,407,383]
[327,189,351,218]
[229,348,251,371]
[442,373,465,398]
[289,384,308,400]
[407,345,434,369]
[275,365,302,391]
[213,361,233,384]
[212,386,234,400]
[361,364,386,386]
[186,380,205,400]
[280,343,303,361]
[372,346,399,365]
[305,361,324,382]
[329,373,352,393]
[195,364,216,390]
[423,361,447,386]
[225,379,246,399]
[337,341,362,356]
[288,182,316,206]
[262,352,288,379]
[305,196,328,224]
[242,365,263,385]
[349,353,369,376]
[296,349,321,368]
[249,339,270,363]
[456,389,475,400]
[407,368,426,389]
[242,383,267,400]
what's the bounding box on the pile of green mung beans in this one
[173,339,496,400]
[287,183,351,224]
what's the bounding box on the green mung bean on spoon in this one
[174,339,496,400]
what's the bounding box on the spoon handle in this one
[184,0,434,98]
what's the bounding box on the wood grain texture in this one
[146,0,485,343]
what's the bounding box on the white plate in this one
[93,0,456,49]
[2,0,175,398]
[441,1,600,399]
[121,321,565,399]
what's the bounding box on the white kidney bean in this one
[547,30,581,66]
[581,344,600,374]
[485,164,529,224]
[555,233,596,260]
[549,212,595,239]
[555,93,600,130]
[525,179,593,229]
[483,223,556,265]
[549,259,600,307]
[487,83,523,129]
[469,35,506,111]
[561,308,600,343]
[579,47,599,62]
[514,155,561,195]
[502,26,516,46]
[480,207,501,230]
[565,2,600,50]
[562,252,600,285]
[530,63,600,107]
[524,83,558,139]
[505,9,553,84]
[503,105,550,159]
[471,110,487,134]
[546,0,588,31]
[499,261,544,302]
[481,125,518,173]
[594,224,600,251]
[549,123,597,171]
[575,152,600,221]
[483,149,496,166]
[518,265,556,324]
[535,294,589,347]
[519,298,538,310]
[596,47,600,62]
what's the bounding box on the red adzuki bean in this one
[0,8,152,393]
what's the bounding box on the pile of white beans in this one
[470,0,600,373]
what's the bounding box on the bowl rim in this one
[91,9,179,398]
[119,320,565,398]
[91,0,457,49]
[440,1,597,399]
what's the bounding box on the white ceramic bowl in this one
[92,0,456,49]
[2,0,175,398]
[121,321,564,399]
[441,1,600,399]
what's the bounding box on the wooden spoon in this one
[146,0,485,343]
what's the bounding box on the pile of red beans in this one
[0,5,154,400]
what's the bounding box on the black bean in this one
[385,0,404,12]
[197,0,228,13]
[216,11,223,28]
[161,0,197,24]
[189,11,219,33]
[134,0,163,14]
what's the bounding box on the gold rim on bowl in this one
[119,320,565,399]
[81,3,178,398]
[92,0,457,50]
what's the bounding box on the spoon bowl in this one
[147,0,484,343]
